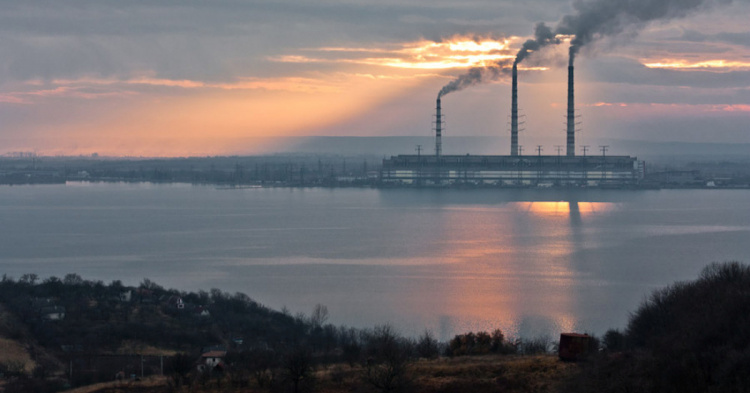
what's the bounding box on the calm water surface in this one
[1,182,748,340]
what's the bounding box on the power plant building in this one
[381,154,645,186]
[381,63,646,187]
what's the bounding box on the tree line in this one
[0,273,524,392]
[4,262,749,392]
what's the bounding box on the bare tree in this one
[364,325,414,393]
[310,304,329,327]
[169,353,194,387]
[283,346,314,393]
[415,330,440,359]
[19,274,38,285]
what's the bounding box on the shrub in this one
[518,336,551,355]
[567,262,750,393]
[446,329,515,356]
[601,329,626,352]
[362,325,414,393]
[415,330,440,359]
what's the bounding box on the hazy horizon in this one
[4,136,750,160]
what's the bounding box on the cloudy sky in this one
[1,0,749,156]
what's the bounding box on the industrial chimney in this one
[566,65,575,156]
[435,96,442,158]
[511,62,519,156]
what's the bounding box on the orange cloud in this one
[642,59,750,71]
[1,84,138,103]
[51,75,343,94]
[589,102,628,107]
[0,95,30,104]
[587,102,750,114]
[272,36,516,70]
[0,34,553,157]
[719,104,750,112]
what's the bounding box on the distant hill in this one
[599,139,750,161]
[248,136,750,160]
[279,136,506,156]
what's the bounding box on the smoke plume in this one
[438,59,513,98]
[556,0,733,65]
[438,0,732,97]
[515,22,560,65]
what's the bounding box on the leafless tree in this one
[363,325,414,393]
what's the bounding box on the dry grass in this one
[57,355,577,393]
[116,340,177,356]
[411,355,575,393]
[0,337,35,373]
[62,376,169,393]
[313,354,575,393]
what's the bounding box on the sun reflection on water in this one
[410,200,619,340]
[513,201,618,217]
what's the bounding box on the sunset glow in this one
[414,206,585,339]
[273,37,515,70]
[642,59,750,71]
[0,1,748,156]
[587,102,750,114]
[513,201,617,217]
[4,3,750,385]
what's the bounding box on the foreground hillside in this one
[0,274,318,391]
[0,272,564,393]
[2,261,750,393]
[61,354,574,393]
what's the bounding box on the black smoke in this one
[438,59,513,98]
[515,22,560,65]
[439,0,734,96]
[557,0,734,65]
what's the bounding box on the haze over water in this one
[1,183,748,340]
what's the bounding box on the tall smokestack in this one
[511,62,519,156]
[566,64,575,157]
[435,96,442,158]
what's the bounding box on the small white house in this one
[41,306,66,321]
[167,295,185,309]
[119,290,132,302]
[201,351,226,369]
[195,306,210,317]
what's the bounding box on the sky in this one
[1,0,749,157]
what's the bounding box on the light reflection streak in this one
[408,200,617,339]
[513,201,617,217]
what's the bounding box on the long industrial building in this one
[381,62,645,187]
[382,154,645,186]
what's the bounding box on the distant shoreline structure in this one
[4,136,750,159]
[1,150,749,189]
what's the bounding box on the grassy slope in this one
[0,338,34,373]
[62,354,577,393]
[0,305,36,373]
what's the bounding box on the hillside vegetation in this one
[566,261,750,393]
[1,261,750,392]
